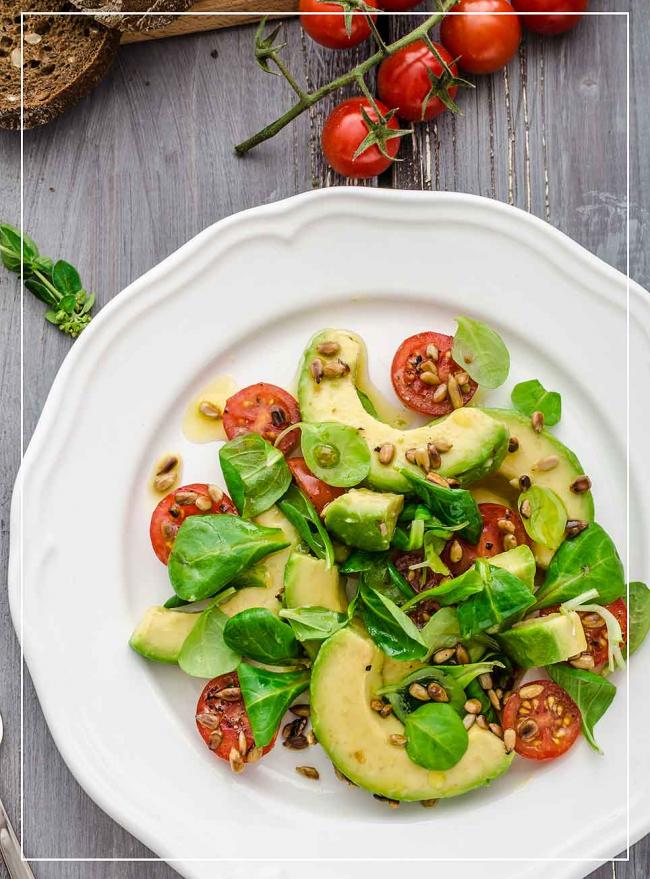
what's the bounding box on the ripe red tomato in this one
[441,0,521,74]
[299,0,378,49]
[223,383,300,454]
[196,672,276,768]
[150,483,237,564]
[391,331,478,416]
[441,503,531,574]
[540,598,628,668]
[288,456,345,514]
[511,0,588,35]
[321,97,402,179]
[502,680,581,759]
[377,40,461,122]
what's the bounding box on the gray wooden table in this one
[0,1,648,876]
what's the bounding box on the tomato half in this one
[223,383,300,454]
[299,0,378,49]
[390,331,478,416]
[511,0,588,35]
[377,40,460,122]
[441,503,530,575]
[321,97,402,179]
[541,598,628,668]
[392,549,443,627]
[502,679,581,759]
[288,456,345,515]
[440,0,521,74]
[196,672,276,768]
[150,483,237,564]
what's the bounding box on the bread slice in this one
[0,1,120,130]
[69,0,193,33]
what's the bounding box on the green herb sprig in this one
[0,223,94,338]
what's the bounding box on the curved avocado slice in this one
[129,606,199,664]
[297,330,509,493]
[283,552,347,612]
[498,611,587,668]
[311,626,513,801]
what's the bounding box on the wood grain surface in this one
[0,2,647,877]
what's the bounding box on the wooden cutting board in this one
[121,0,298,43]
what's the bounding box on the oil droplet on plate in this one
[182,375,236,444]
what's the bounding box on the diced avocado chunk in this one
[311,626,513,801]
[283,552,347,613]
[129,606,199,664]
[297,329,509,492]
[323,488,403,551]
[490,544,536,591]
[498,611,587,668]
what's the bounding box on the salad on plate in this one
[130,319,650,805]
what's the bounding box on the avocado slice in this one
[489,544,536,591]
[311,626,513,801]
[283,552,348,613]
[323,488,403,551]
[129,606,200,664]
[298,330,509,492]
[498,611,587,668]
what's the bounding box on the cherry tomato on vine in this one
[377,40,463,122]
[299,0,378,50]
[223,383,301,454]
[288,456,345,514]
[441,503,530,575]
[502,680,581,760]
[440,0,521,75]
[540,598,628,669]
[321,97,404,179]
[150,483,237,564]
[511,0,588,35]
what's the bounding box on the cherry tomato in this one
[379,0,422,9]
[391,331,478,416]
[196,672,277,767]
[511,0,588,35]
[540,598,628,668]
[223,383,300,454]
[299,0,378,50]
[440,0,521,74]
[150,483,237,564]
[321,97,402,179]
[441,503,530,575]
[502,679,581,759]
[377,40,460,122]
[393,549,443,627]
[288,456,345,514]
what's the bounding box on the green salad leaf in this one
[178,606,240,678]
[279,606,349,642]
[628,581,650,655]
[451,316,510,389]
[401,469,482,544]
[168,514,290,601]
[277,484,334,568]
[456,560,536,638]
[300,421,370,488]
[356,388,379,418]
[360,585,427,661]
[404,703,469,770]
[547,663,616,753]
[379,666,467,720]
[238,663,310,748]
[223,608,300,664]
[511,379,562,426]
[340,550,412,604]
[519,485,567,550]
[219,433,291,518]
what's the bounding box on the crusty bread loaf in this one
[0,1,120,130]
[68,0,193,33]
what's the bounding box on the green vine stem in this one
[235,0,458,156]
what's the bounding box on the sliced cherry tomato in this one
[299,0,378,49]
[223,383,300,454]
[150,482,237,564]
[391,331,478,416]
[502,679,581,759]
[440,0,521,74]
[288,456,345,515]
[196,672,276,767]
[540,598,628,668]
[321,97,402,179]
[392,549,443,627]
[377,40,461,122]
[441,503,530,576]
[511,0,588,35]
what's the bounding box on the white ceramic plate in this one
[9,189,650,879]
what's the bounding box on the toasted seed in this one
[427,682,449,702]
[195,495,212,512]
[175,490,198,505]
[434,438,453,453]
[519,684,544,700]
[427,444,442,470]
[246,746,263,763]
[296,765,320,780]
[290,704,311,718]
[389,734,407,747]
[498,517,516,534]
[448,374,464,409]
[463,713,477,730]
[196,712,220,730]
[520,498,532,519]
[373,794,400,808]
[533,455,560,472]
[306,730,317,746]
[153,471,176,493]
[378,443,395,465]
[570,654,595,670]
[503,728,517,753]
[489,723,504,739]
[478,672,493,691]
[238,731,248,757]
[156,455,179,476]
[198,400,222,419]
[517,718,539,740]
[162,522,178,540]
[570,474,592,494]
[476,714,489,730]
[509,477,521,489]
[455,643,470,665]
[408,682,430,701]
[216,687,241,702]
[426,343,439,361]
[323,359,350,379]
[433,382,448,403]
[502,533,518,551]
[379,522,388,537]
[449,539,463,564]
[208,729,223,750]
[414,446,431,471]
[581,612,603,629]
[433,647,455,664]
[566,519,589,539]
[419,360,439,377]
[310,358,324,383]
[370,699,386,714]
[508,436,520,453]
[496,687,504,699]
[380,703,394,717]
[420,798,438,808]
[316,340,340,356]
[405,448,417,464]
[487,689,501,711]
[168,504,181,519]
[464,699,482,715]
[334,767,354,785]
[207,484,224,504]
[519,474,532,491]
[229,747,245,773]
[531,411,544,433]
[420,371,440,386]
[284,734,309,750]
[455,371,469,386]
[426,472,450,488]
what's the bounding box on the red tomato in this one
[288,456,345,514]
[196,672,276,768]
[223,383,300,454]
[321,97,402,179]
[299,0,378,49]
[511,0,588,35]
[440,0,521,74]
[150,483,237,564]
[441,503,531,575]
[377,40,461,122]
[540,598,628,668]
[391,331,478,416]
[379,0,422,9]
[392,549,443,628]
[502,680,581,759]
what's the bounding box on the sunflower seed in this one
[306,730,317,746]
[581,612,603,629]
[246,746,263,763]
[448,375,464,409]
[420,799,438,807]
[426,343,439,361]
[370,699,386,713]
[238,731,248,757]
[497,517,516,534]
[519,683,544,700]
[570,474,592,494]
[216,687,241,701]
[419,360,439,377]
[520,498,532,518]
[162,522,178,540]
[296,765,320,780]
[455,643,470,664]
[380,703,393,717]
[464,699,482,715]
[517,718,539,740]
[478,673,493,690]
[420,371,440,386]
[408,682,430,701]
[284,734,309,750]
[175,490,198,505]
[323,360,350,379]
[310,358,324,383]
[566,519,589,539]
[489,723,504,739]
[405,448,417,464]
[519,474,532,491]
[533,455,560,472]
[503,728,517,753]
[196,713,220,730]
[508,436,520,453]
[487,689,501,711]
[290,704,311,718]
[463,713,477,730]
[502,533,518,551]
[195,495,212,511]
[229,747,245,773]
[426,472,450,488]
[455,371,470,386]
[378,443,395,465]
[156,455,179,476]
[433,383,448,403]
[433,647,455,664]
[476,714,489,729]
[198,400,222,419]
[434,438,453,453]
[449,540,463,564]
[427,682,449,702]
[569,654,595,670]
[207,484,224,504]
[316,340,340,356]
[389,734,407,747]
[153,472,176,493]
[414,446,431,471]
[208,730,223,750]
[427,444,442,470]
[531,411,544,433]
